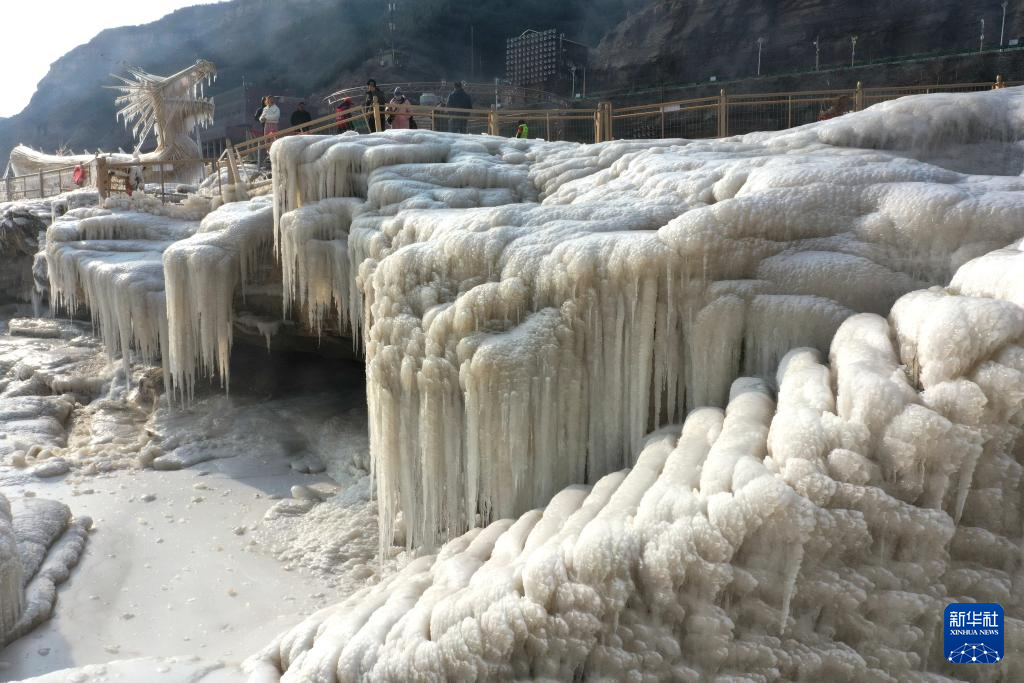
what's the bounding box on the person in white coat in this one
[127,154,145,197]
[259,96,281,137]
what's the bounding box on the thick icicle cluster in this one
[249,259,1024,680]
[45,207,199,381]
[43,196,274,397]
[269,89,1024,550]
[163,197,275,397]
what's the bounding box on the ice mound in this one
[250,269,1024,681]
[262,89,1024,550]
[0,492,90,646]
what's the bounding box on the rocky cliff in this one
[592,0,1024,90]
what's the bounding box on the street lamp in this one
[980,17,986,52]
[757,37,766,76]
[1001,2,1008,47]
[850,35,858,66]
[813,35,820,71]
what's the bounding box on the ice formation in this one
[0,492,90,646]
[262,88,1024,552]
[14,86,1024,679]
[248,262,1024,679]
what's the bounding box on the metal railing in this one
[1,163,83,203]
[3,77,1011,205]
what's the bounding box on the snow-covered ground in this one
[0,304,390,681]
[2,87,1024,681]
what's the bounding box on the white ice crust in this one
[31,87,1024,681]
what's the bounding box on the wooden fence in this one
[1,77,1009,205]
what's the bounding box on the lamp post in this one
[1001,2,1008,47]
[757,37,766,76]
[813,35,820,71]
[850,35,858,66]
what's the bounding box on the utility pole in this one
[813,35,820,71]
[569,64,577,98]
[757,37,766,76]
[1001,2,1008,47]
[850,35,858,66]
[980,17,986,52]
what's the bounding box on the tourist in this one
[253,96,268,137]
[290,102,313,132]
[364,79,387,132]
[386,88,413,129]
[994,75,1007,89]
[260,96,281,137]
[514,119,529,138]
[818,94,851,121]
[335,97,354,133]
[445,81,472,134]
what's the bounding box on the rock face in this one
[0,206,45,304]
[592,0,1024,90]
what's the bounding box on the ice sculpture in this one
[8,60,216,183]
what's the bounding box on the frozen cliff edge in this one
[247,258,1024,680]
[264,88,1024,551]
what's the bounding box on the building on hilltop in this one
[505,29,589,98]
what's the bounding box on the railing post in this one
[225,141,241,186]
[594,108,602,143]
[159,163,166,204]
[855,81,864,111]
[37,170,45,199]
[372,100,383,133]
[4,173,12,203]
[546,113,551,141]
[488,105,499,136]
[601,101,613,141]
[787,95,793,128]
[718,89,728,137]
[94,157,108,200]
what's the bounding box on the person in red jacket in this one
[335,97,354,134]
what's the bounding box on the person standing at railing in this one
[290,102,313,132]
[386,88,413,129]
[364,80,387,132]
[335,97,354,133]
[818,95,851,121]
[445,81,472,134]
[253,96,269,138]
[260,96,281,138]
[514,120,529,138]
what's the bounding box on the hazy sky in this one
[1,1,226,118]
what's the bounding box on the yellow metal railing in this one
[2,77,1013,204]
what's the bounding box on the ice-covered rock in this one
[0,493,89,646]
[249,267,1024,681]
[263,88,1024,550]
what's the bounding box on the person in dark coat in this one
[290,102,313,132]
[445,81,472,134]
[364,79,387,132]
